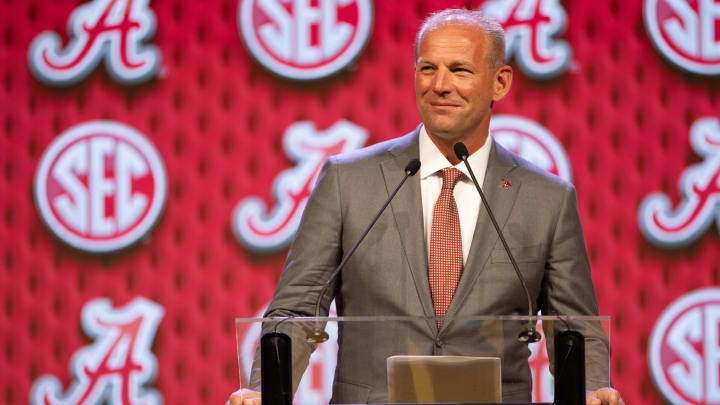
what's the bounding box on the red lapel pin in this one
[500,179,511,189]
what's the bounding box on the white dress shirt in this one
[419,125,492,265]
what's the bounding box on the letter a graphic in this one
[30,297,165,405]
[232,120,367,252]
[28,0,160,86]
[639,117,720,247]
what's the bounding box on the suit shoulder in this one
[501,145,575,194]
[327,131,417,169]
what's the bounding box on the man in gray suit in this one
[232,9,623,405]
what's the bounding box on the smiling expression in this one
[414,24,512,157]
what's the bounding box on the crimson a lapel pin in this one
[500,179,511,189]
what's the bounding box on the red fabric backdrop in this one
[1,0,719,404]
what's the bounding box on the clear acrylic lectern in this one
[235,315,610,404]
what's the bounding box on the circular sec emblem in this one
[649,288,720,404]
[34,121,167,253]
[490,115,572,182]
[645,0,720,75]
[238,0,373,80]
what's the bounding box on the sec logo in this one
[649,288,720,404]
[645,0,720,75]
[34,121,167,253]
[238,0,373,80]
[491,115,572,182]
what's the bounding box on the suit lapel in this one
[380,129,437,332]
[444,140,523,323]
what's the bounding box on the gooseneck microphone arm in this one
[453,142,541,343]
[307,158,421,343]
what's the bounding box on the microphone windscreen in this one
[454,142,469,160]
[261,332,293,404]
[405,158,421,176]
[554,330,586,404]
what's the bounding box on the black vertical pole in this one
[554,330,585,405]
[260,332,293,405]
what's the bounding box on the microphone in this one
[554,329,586,404]
[453,142,541,343]
[260,331,292,405]
[307,158,422,343]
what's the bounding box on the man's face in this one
[414,25,510,147]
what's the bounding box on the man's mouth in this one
[429,102,461,108]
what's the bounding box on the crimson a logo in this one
[30,297,165,405]
[232,120,367,252]
[528,322,552,402]
[28,0,160,86]
[34,120,167,253]
[238,0,374,80]
[481,0,571,80]
[649,288,720,405]
[645,0,720,75]
[638,117,720,248]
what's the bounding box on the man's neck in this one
[426,131,489,165]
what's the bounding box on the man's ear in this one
[493,65,513,102]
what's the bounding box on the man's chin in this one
[424,126,464,144]
[424,122,459,136]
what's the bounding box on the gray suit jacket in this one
[262,126,610,402]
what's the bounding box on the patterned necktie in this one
[429,168,465,328]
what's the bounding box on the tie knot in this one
[441,168,464,190]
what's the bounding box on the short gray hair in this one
[414,9,506,69]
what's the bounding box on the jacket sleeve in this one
[249,157,344,391]
[540,184,612,390]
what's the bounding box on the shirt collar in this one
[418,124,492,180]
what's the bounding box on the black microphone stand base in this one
[554,330,586,405]
[261,332,293,405]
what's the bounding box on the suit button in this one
[434,340,443,348]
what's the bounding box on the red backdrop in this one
[1,1,719,404]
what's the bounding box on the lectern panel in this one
[235,315,610,405]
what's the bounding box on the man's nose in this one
[432,68,452,94]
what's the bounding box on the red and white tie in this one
[429,168,465,328]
